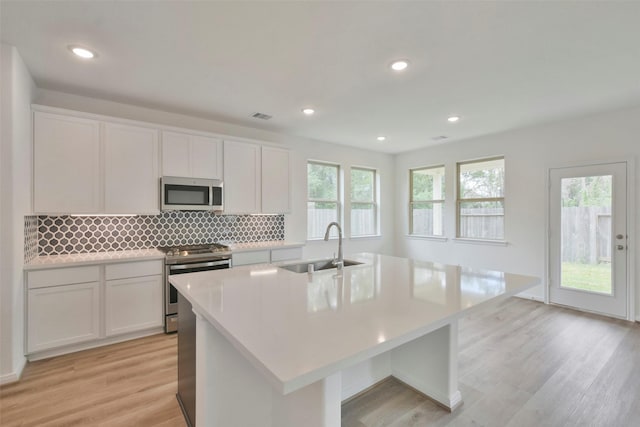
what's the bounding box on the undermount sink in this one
[279,259,363,273]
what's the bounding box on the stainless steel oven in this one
[160,244,231,333]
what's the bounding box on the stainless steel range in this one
[159,243,232,333]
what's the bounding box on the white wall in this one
[395,106,640,320]
[34,89,396,260]
[0,44,35,383]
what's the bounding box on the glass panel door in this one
[560,175,612,294]
[549,162,628,319]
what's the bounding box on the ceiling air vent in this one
[252,112,272,120]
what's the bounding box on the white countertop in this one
[170,252,539,394]
[24,240,304,269]
[24,249,165,270]
[227,240,304,252]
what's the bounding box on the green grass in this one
[561,262,612,294]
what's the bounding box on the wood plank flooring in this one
[342,298,640,427]
[0,334,184,427]
[1,298,638,426]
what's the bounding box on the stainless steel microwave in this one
[161,176,223,212]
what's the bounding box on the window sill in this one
[452,238,508,246]
[306,238,331,243]
[349,235,382,241]
[405,235,448,242]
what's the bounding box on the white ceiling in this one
[2,1,640,153]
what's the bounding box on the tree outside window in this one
[410,166,445,236]
[457,157,505,240]
[351,167,377,237]
[307,161,340,239]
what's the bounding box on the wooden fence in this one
[308,207,375,238]
[562,206,611,264]
[310,206,612,265]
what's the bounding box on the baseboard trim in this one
[0,356,26,386]
[27,327,163,362]
[515,293,544,303]
[392,370,462,411]
[0,372,20,385]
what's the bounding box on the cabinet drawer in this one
[105,260,163,280]
[232,250,270,266]
[27,266,100,289]
[271,247,302,262]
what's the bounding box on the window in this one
[307,161,340,239]
[350,167,377,237]
[457,157,504,240]
[410,166,445,236]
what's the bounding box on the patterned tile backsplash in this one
[24,215,39,262]
[26,212,284,257]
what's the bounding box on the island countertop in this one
[170,252,539,394]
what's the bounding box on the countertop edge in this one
[24,250,166,270]
[227,241,305,253]
[24,241,305,270]
[170,255,540,395]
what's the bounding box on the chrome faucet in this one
[324,222,343,270]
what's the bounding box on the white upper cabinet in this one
[33,112,101,214]
[223,140,261,214]
[223,140,291,214]
[33,109,160,215]
[261,146,291,214]
[104,123,159,214]
[32,107,290,215]
[162,131,223,180]
[161,131,190,176]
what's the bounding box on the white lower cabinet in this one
[105,275,163,336]
[232,250,270,266]
[232,247,303,266]
[27,281,100,353]
[26,260,163,357]
[270,247,303,262]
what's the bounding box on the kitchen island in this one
[170,253,539,427]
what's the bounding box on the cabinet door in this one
[191,135,223,180]
[223,141,261,213]
[104,123,159,214]
[261,146,291,213]
[27,282,100,353]
[232,250,270,266]
[162,131,190,177]
[33,112,101,213]
[270,247,302,262]
[105,275,163,336]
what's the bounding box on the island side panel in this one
[390,320,462,410]
[194,312,342,427]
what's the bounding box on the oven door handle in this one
[169,260,230,271]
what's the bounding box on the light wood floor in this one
[342,298,640,427]
[2,298,638,426]
[0,333,185,427]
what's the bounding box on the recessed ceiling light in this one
[377,136,386,141]
[302,108,315,115]
[390,60,409,71]
[447,116,460,123]
[68,45,96,59]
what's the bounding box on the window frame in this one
[307,160,341,240]
[456,156,505,240]
[350,166,378,237]
[409,165,446,237]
